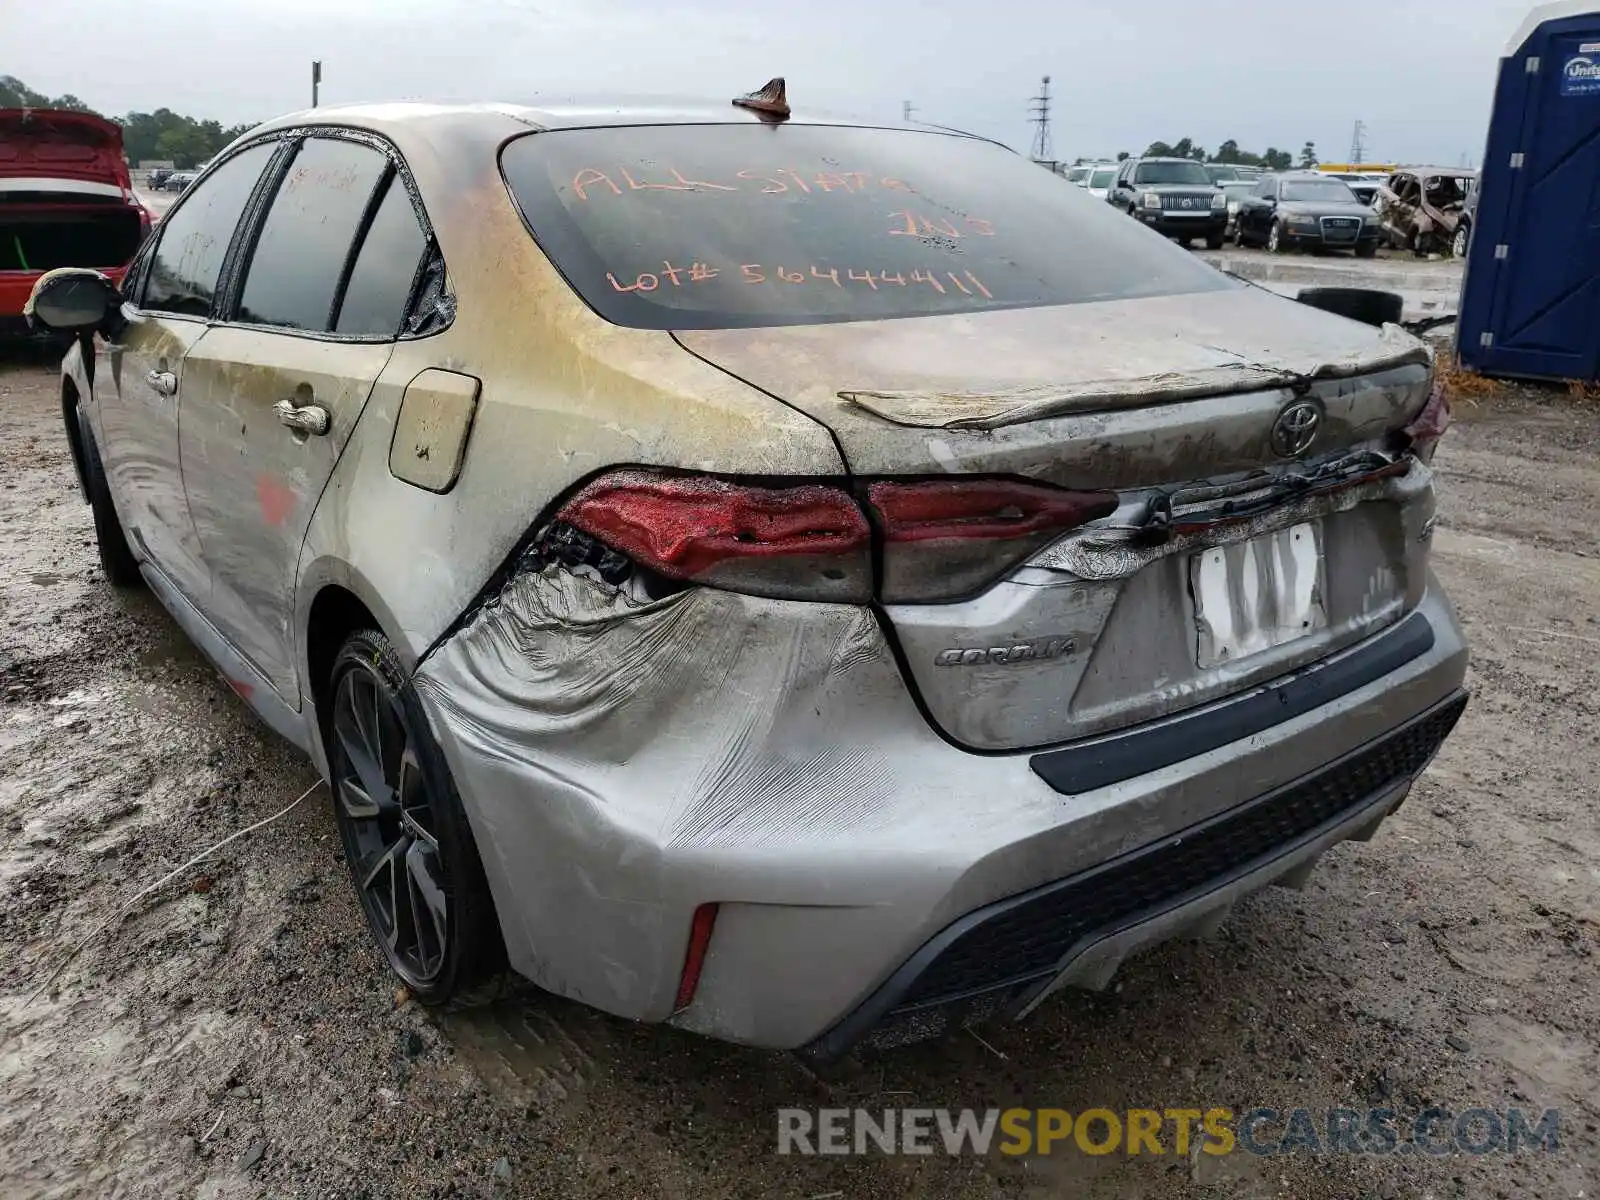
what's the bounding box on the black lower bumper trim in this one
[1030,611,1435,795]
[804,689,1467,1061]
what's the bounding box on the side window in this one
[235,137,388,332]
[144,142,277,318]
[335,175,428,337]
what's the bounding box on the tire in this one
[1234,221,1250,248]
[1205,232,1225,250]
[1267,222,1286,254]
[327,628,504,1005]
[1452,223,1470,259]
[74,402,142,588]
[1355,241,1378,259]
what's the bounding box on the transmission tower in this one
[903,100,916,123]
[1348,119,1368,165]
[1029,76,1053,162]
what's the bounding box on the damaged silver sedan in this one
[28,91,1467,1057]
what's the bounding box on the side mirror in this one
[25,268,119,333]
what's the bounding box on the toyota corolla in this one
[27,88,1467,1057]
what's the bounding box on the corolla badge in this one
[935,636,1076,667]
[1271,399,1323,458]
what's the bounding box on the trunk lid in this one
[0,109,133,193]
[677,287,1438,753]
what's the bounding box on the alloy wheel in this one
[331,663,449,987]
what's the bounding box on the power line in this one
[1029,75,1052,162]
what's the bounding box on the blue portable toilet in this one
[1459,1,1600,382]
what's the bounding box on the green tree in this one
[1263,147,1293,171]
[1116,150,1130,161]
[0,75,98,112]
[1299,141,1318,168]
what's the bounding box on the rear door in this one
[178,133,431,702]
[91,140,279,602]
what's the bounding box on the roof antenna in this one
[733,77,790,121]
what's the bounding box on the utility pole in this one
[902,100,916,123]
[1348,119,1367,165]
[312,60,322,108]
[1028,75,1052,163]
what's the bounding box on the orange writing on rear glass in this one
[607,271,659,292]
[736,169,789,194]
[887,210,995,238]
[573,169,622,200]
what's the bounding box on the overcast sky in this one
[9,0,1542,164]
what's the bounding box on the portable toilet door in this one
[1459,1,1600,382]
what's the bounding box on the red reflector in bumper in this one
[673,902,720,1013]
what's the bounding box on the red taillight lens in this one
[1403,381,1451,463]
[866,479,1118,602]
[557,470,872,602]
[673,902,720,1013]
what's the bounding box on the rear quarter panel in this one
[294,126,843,687]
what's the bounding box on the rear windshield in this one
[1133,160,1213,186]
[1089,168,1117,188]
[500,125,1230,330]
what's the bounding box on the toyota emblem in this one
[1271,399,1322,458]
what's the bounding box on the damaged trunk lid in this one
[0,109,134,196]
[678,287,1438,753]
[498,121,1438,754]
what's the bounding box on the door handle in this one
[274,397,331,437]
[146,370,176,396]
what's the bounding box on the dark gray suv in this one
[1108,156,1227,247]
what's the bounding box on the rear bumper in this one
[803,689,1465,1059]
[415,573,1467,1051]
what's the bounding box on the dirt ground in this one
[1,340,1597,1200]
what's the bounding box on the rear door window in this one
[334,175,428,336]
[143,142,277,317]
[500,124,1231,330]
[235,137,388,332]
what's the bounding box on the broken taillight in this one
[865,478,1118,602]
[556,470,873,602]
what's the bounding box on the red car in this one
[1,108,151,334]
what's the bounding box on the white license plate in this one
[1191,523,1325,669]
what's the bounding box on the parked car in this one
[1063,164,1092,186]
[0,108,151,335]
[1106,156,1227,247]
[1373,167,1476,256]
[1451,176,1480,258]
[1323,172,1381,206]
[147,167,173,191]
[1217,179,1257,237]
[28,98,1466,1057]
[1084,162,1119,201]
[163,170,196,192]
[1234,172,1382,256]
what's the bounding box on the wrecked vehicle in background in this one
[1374,167,1477,256]
[27,91,1467,1058]
[0,109,151,335]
